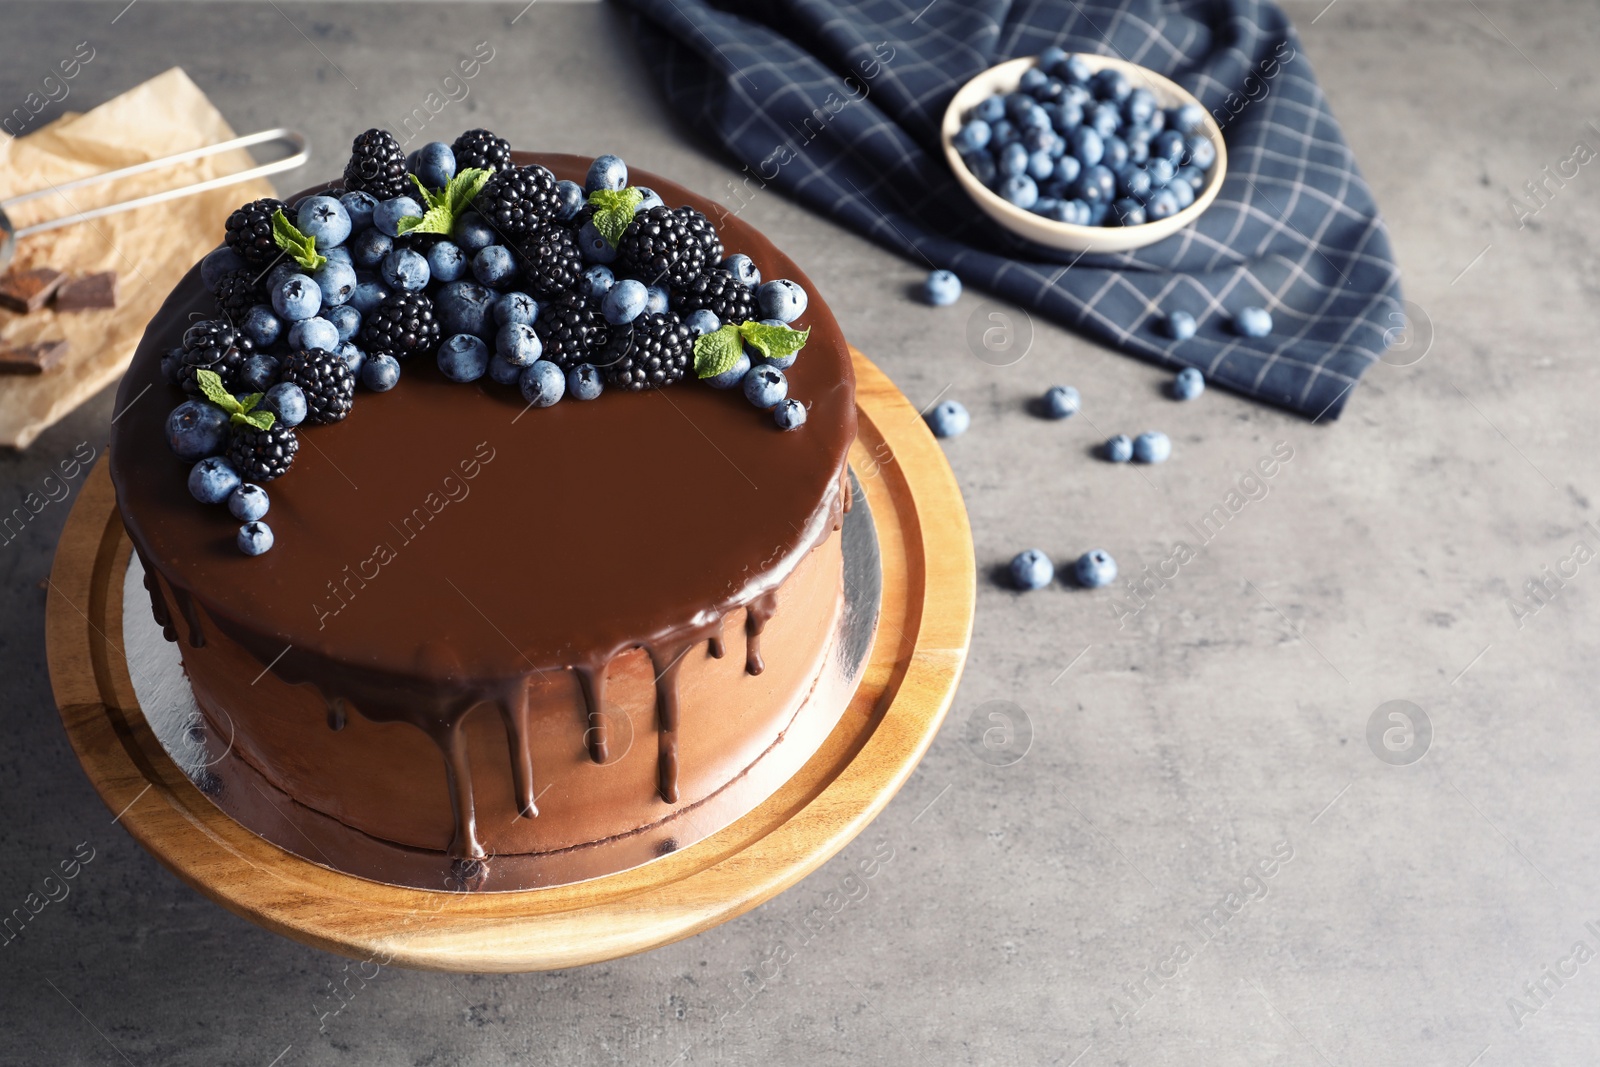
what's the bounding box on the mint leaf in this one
[397,206,453,236]
[229,408,276,432]
[587,187,644,249]
[446,167,494,217]
[401,168,493,236]
[694,324,746,379]
[195,369,243,414]
[271,209,326,272]
[408,173,448,211]
[237,392,263,414]
[738,321,810,362]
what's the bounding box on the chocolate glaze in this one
[109,154,857,861]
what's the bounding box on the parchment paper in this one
[0,67,279,449]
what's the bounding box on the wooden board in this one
[45,349,974,973]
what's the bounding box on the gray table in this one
[5,2,1598,1063]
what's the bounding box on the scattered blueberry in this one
[553,180,586,222]
[705,349,751,389]
[1133,430,1171,463]
[228,483,270,522]
[566,363,605,401]
[438,334,490,382]
[201,246,246,291]
[602,279,648,325]
[927,399,970,438]
[645,286,670,316]
[166,400,229,460]
[577,220,618,264]
[334,341,365,377]
[472,245,518,289]
[262,382,307,427]
[723,253,760,288]
[349,227,393,270]
[241,304,282,348]
[518,360,566,407]
[272,274,321,322]
[322,304,362,343]
[313,258,358,307]
[1009,549,1054,591]
[1164,310,1197,341]
[188,456,241,505]
[743,365,788,409]
[757,279,807,323]
[773,398,807,431]
[265,260,301,294]
[487,355,522,386]
[452,211,496,253]
[411,141,456,189]
[1104,433,1133,462]
[586,154,628,193]
[426,241,469,284]
[1074,549,1118,589]
[237,521,274,556]
[494,291,539,328]
[289,317,340,352]
[683,309,721,337]
[296,195,352,249]
[436,280,495,338]
[374,196,424,238]
[495,322,543,367]
[1043,385,1080,419]
[1234,306,1272,338]
[577,265,614,300]
[349,277,390,315]
[634,186,665,212]
[381,247,431,292]
[239,354,280,393]
[339,191,379,232]
[920,269,962,306]
[360,353,401,391]
[1172,367,1204,401]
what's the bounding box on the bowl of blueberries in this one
[941,49,1226,252]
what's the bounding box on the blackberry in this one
[518,220,584,298]
[617,206,713,289]
[361,291,441,362]
[280,348,356,425]
[213,268,264,323]
[224,198,287,266]
[674,268,754,324]
[229,422,299,483]
[602,311,693,391]
[535,290,610,370]
[452,128,513,174]
[176,320,254,395]
[675,206,724,265]
[343,128,409,201]
[474,165,561,241]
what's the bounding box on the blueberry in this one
[228,483,270,522]
[324,245,354,270]
[757,279,808,323]
[334,342,364,377]
[1186,136,1217,171]
[188,456,241,505]
[472,245,518,289]
[241,305,282,348]
[1010,549,1054,591]
[743,365,788,409]
[1104,433,1133,462]
[645,285,670,316]
[313,258,358,307]
[494,291,539,327]
[1146,158,1176,188]
[1133,431,1171,463]
[1124,88,1157,127]
[1053,155,1082,187]
[705,349,750,389]
[566,363,604,401]
[683,309,721,337]
[1074,549,1118,589]
[1019,68,1048,94]
[289,316,340,352]
[1089,102,1120,138]
[518,360,566,407]
[990,119,1018,146]
[1043,385,1080,419]
[349,227,393,270]
[1112,198,1147,226]
[963,151,998,185]
[437,334,490,382]
[1170,174,1198,208]
[487,355,522,386]
[1053,99,1085,129]
[1005,92,1036,120]
[953,119,991,154]
[239,354,280,393]
[495,322,543,367]
[374,196,424,238]
[926,399,970,438]
[773,398,807,431]
[1165,310,1197,340]
[452,210,496,253]
[296,195,352,249]
[350,276,390,315]
[340,191,380,233]
[1038,46,1068,74]
[165,400,229,460]
[426,241,469,284]
[1172,367,1205,400]
[265,260,301,294]
[411,141,456,189]
[577,265,614,300]
[1234,307,1272,338]
[602,279,648,325]
[201,246,246,291]
[1146,189,1181,221]
[1151,129,1186,166]
[577,221,617,264]
[1118,167,1153,200]
[974,94,1006,123]
[1090,68,1131,103]
[553,180,586,222]
[585,154,628,193]
[1027,150,1054,181]
[323,304,362,343]
[436,280,495,338]
[263,382,307,427]
[360,353,400,392]
[1019,106,1052,134]
[1127,137,1151,166]
[1001,172,1040,209]
[1063,55,1093,85]
[381,247,431,292]
[1173,103,1206,134]
[1069,127,1104,167]
[723,254,760,288]
[634,186,665,212]
[920,269,962,307]
[237,521,274,556]
[272,274,321,321]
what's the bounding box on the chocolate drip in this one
[326,698,347,732]
[649,645,688,804]
[573,664,609,764]
[442,718,485,859]
[135,549,178,643]
[168,585,206,648]
[842,473,854,514]
[744,591,780,676]
[707,636,724,659]
[498,681,538,818]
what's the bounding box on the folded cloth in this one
[621,0,1403,420]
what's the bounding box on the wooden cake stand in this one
[46,349,974,972]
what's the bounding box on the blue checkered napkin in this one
[619,0,1403,420]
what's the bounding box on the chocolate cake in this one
[109,150,860,883]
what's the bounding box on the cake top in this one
[110,143,855,682]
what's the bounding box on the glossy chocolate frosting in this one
[110,154,857,859]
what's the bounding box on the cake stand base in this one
[46,349,974,972]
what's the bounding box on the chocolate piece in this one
[0,267,66,313]
[54,271,119,312]
[0,338,69,374]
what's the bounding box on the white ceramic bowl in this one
[941,54,1227,253]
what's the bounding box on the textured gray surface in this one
[3,2,1599,1064]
